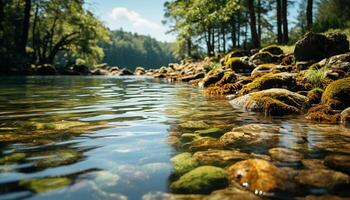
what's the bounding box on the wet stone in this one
[33,149,81,168]
[193,150,252,167]
[171,153,199,178]
[194,128,225,138]
[324,154,350,174]
[179,133,199,143]
[296,195,350,200]
[268,148,304,162]
[178,121,210,131]
[19,177,72,193]
[302,159,327,170]
[170,166,229,194]
[188,137,222,152]
[142,192,205,200]
[0,153,26,164]
[208,187,262,200]
[295,169,350,189]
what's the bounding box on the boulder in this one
[227,159,285,193]
[259,45,284,55]
[307,88,324,104]
[201,70,225,87]
[19,177,71,193]
[306,104,341,122]
[178,121,210,131]
[179,72,205,82]
[241,72,297,94]
[294,32,349,62]
[321,77,350,110]
[251,64,278,78]
[249,52,275,65]
[188,137,222,152]
[35,64,57,75]
[171,153,199,177]
[225,57,254,73]
[118,68,134,76]
[72,64,90,75]
[193,150,252,167]
[194,128,225,138]
[134,66,146,75]
[230,89,310,116]
[170,166,229,194]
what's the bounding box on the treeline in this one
[0,0,111,73]
[102,30,178,70]
[164,0,350,58]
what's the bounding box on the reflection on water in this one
[0,76,349,199]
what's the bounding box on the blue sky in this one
[86,0,300,43]
[85,0,175,42]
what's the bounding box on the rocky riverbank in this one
[144,32,350,199]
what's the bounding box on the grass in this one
[304,67,327,88]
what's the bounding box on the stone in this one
[268,148,304,162]
[295,169,350,189]
[251,64,278,78]
[35,64,57,75]
[240,72,297,94]
[249,52,275,65]
[178,121,210,131]
[225,57,254,73]
[294,32,349,62]
[321,77,350,110]
[201,70,225,87]
[188,137,222,152]
[142,192,205,200]
[180,72,205,82]
[170,166,229,194]
[296,195,350,200]
[171,153,199,177]
[179,133,200,143]
[193,150,252,167]
[324,154,350,174]
[19,177,71,193]
[118,68,134,76]
[259,45,284,55]
[0,153,26,164]
[230,89,310,116]
[207,187,261,200]
[134,66,146,75]
[72,64,90,75]
[302,159,327,170]
[340,107,350,125]
[227,159,285,193]
[34,149,81,168]
[194,128,225,138]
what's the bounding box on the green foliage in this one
[102,30,178,70]
[305,67,327,88]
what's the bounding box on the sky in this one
[85,0,300,43]
[85,0,175,42]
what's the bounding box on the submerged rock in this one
[194,128,225,138]
[321,77,350,110]
[19,177,71,193]
[33,149,81,168]
[341,107,350,124]
[170,166,229,194]
[227,159,285,193]
[302,159,327,170]
[178,121,210,131]
[193,150,252,167]
[268,148,304,162]
[142,192,204,200]
[230,89,310,116]
[296,195,350,200]
[171,153,199,177]
[295,169,350,189]
[0,153,26,164]
[324,154,350,174]
[188,137,222,152]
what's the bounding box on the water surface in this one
[0,76,349,199]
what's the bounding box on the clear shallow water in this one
[0,76,349,200]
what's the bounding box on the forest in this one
[164,0,350,58]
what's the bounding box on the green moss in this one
[179,133,199,143]
[241,72,296,94]
[307,88,324,104]
[249,51,274,65]
[205,83,242,96]
[194,128,225,138]
[321,77,350,110]
[215,71,237,86]
[225,57,253,73]
[0,153,26,164]
[34,150,81,168]
[170,166,229,194]
[19,177,71,193]
[249,96,301,116]
[178,121,210,131]
[171,153,199,177]
[260,45,284,55]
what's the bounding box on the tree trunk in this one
[230,15,236,48]
[282,0,289,43]
[186,37,192,58]
[257,0,262,41]
[277,0,282,44]
[0,0,4,36]
[32,3,39,62]
[247,0,260,48]
[306,0,313,30]
[19,0,32,55]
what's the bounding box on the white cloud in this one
[110,7,161,30]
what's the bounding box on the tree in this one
[281,0,289,43]
[247,0,260,48]
[307,0,313,30]
[276,0,283,44]
[19,0,31,55]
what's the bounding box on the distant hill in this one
[102,30,178,70]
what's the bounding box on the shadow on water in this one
[0,76,349,199]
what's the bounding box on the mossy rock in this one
[306,104,341,122]
[341,107,350,125]
[249,52,275,65]
[204,83,242,96]
[0,153,26,164]
[171,153,199,177]
[178,121,210,131]
[188,137,222,152]
[34,149,81,168]
[193,150,252,167]
[134,66,145,75]
[259,45,284,55]
[201,69,225,87]
[241,72,297,94]
[307,88,324,104]
[179,133,200,143]
[19,177,71,193]
[170,166,229,194]
[230,88,310,116]
[215,71,237,86]
[223,50,248,65]
[251,64,278,78]
[321,77,350,110]
[226,57,254,73]
[194,128,225,138]
[295,169,350,189]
